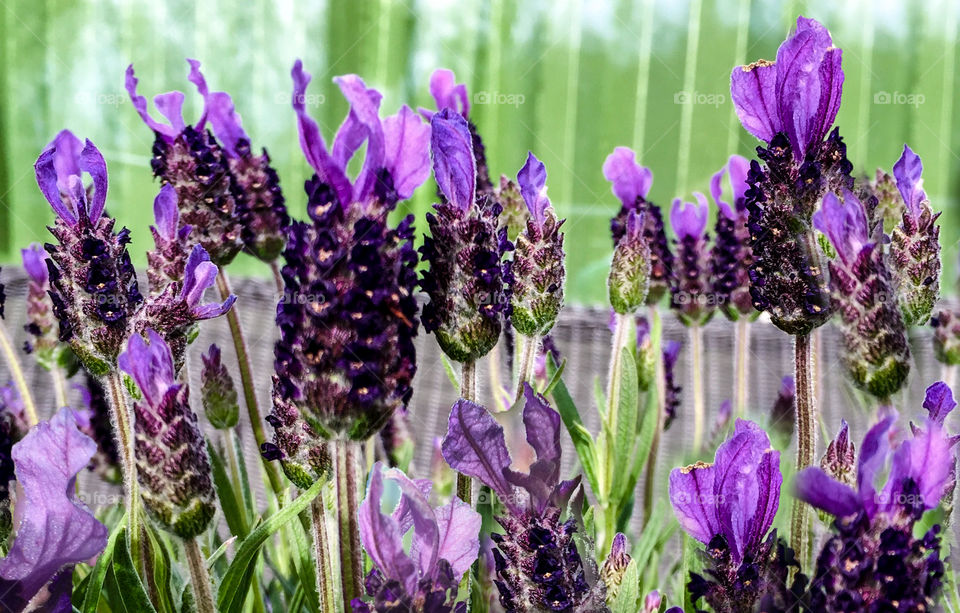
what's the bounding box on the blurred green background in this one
[0,0,957,304]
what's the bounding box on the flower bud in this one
[608,211,650,315]
[200,344,239,430]
[933,309,960,365]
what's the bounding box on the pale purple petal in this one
[710,166,735,220]
[749,447,781,548]
[441,399,515,512]
[125,65,179,141]
[78,139,108,223]
[669,462,719,546]
[893,144,926,219]
[205,92,248,158]
[153,92,187,135]
[517,152,550,227]
[35,148,78,226]
[794,467,860,517]
[433,497,481,582]
[186,58,210,124]
[812,190,868,264]
[670,194,709,240]
[602,147,653,209]
[382,105,431,200]
[49,130,83,188]
[385,466,440,580]
[712,420,768,561]
[428,69,469,118]
[923,382,956,426]
[333,74,385,202]
[504,384,563,513]
[392,478,433,536]
[727,154,750,205]
[180,244,218,308]
[152,184,180,241]
[0,409,107,600]
[730,60,780,143]
[885,421,954,512]
[20,244,48,285]
[117,330,175,408]
[430,109,476,213]
[857,414,896,517]
[358,464,417,591]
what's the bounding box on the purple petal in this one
[670,194,709,240]
[191,294,236,320]
[382,105,431,200]
[441,399,515,512]
[180,244,217,308]
[885,421,954,512]
[812,190,868,264]
[20,244,49,285]
[78,140,108,223]
[923,382,956,426]
[186,58,210,123]
[504,384,563,513]
[794,467,860,517]
[35,149,77,226]
[669,461,719,546]
[205,92,247,158]
[152,184,180,241]
[384,466,440,581]
[727,155,750,205]
[428,69,469,118]
[118,330,175,408]
[392,478,434,536]
[125,65,180,141]
[0,409,107,600]
[750,447,781,548]
[712,420,769,562]
[430,109,476,213]
[893,144,926,219]
[857,414,897,517]
[602,147,653,209]
[50,130,83,187]
[433,497,481,582]
[153,92,187,135]
[710,166,735,220]
[730,60,780,143]
[358,464,417,591]
[333,75,385,203]
[517,152,551,227]
[291,60,352,207]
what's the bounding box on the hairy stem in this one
[184,538,216,613]
[690,324,705,452]
[311,495,336,613]
[643,307,665,526]
[457,361,476,505]
[734,319,751,418]
[335,440,363,609]
[791,333,816,567]
[269,260,285,295]
[0,321,37,426]
[216,271,284,498]
[52,366,69,410]
[514,334,539,399]
[106,370,141,571]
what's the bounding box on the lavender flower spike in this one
[510,152,565,336]
[670,419,803,611]
[709,155,755,320]
[889,145,941,326]
[420,109,508,363]
[608,210,650,315]
[0,409,107,612]
[266,61,426,483]
[669,194,714,326]
[814,190,910,397]
[604,147,674,304]
[20,243,63,366]
[353,462,481,612]
[36,131,143,374]
[442,384,608,612]
[118,330,215,538]
[146,183,191,295]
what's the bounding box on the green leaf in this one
[290,516,322,613]
[208,438,249,538]
[217,478,325,613]
[548,371,600,497]
[611,347,639,492]
[593,376,607,423]
[108,528,158,613]
[80,514,123,613]
[611,558,640,613]
[231,430,256,521]
[541,357,566,396]
[440,354,461,391]
[144,522,179,613]
[207,535,237,568]
[615,387,659,508]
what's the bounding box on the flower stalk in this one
[458,360,476,507]
[790,333,815,567]
[184,537,216,613]
[514,334,539,400]
[105,369,141,566]
[690,324,705,452]
[335,440,363,608]
[311,496,335,612]
[643,307,665,526]
[734,318,751,417]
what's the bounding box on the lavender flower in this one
[266,62,428,486]
[669,419,803,612]
[36,130,143,374]
[888,145,941,327]
[20,243,63,365]
[0,409,107,611]
[820,419,855,487]
[118,330,215,538]
[813,190,910,397]
[932,308,960,365]
[200,344,239,430]
[510,153,565,336]
[442,385,608,612]
[731,16,851,335]
[662,340,682,430]
[126,61,243,265]
[146,183,191,294]
[599,533,631,605]
[795,384,957,610]
[420,109,508,363]
[608,211,650,315]
[496,175,528,241]
[420,68,494,200]
[353,462,481,612]
[709,155,755,320]
[604,147,674,304]
[670,195,714,325]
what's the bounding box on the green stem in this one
[690,324,704,452]
[457,361,476,505]
[269,260,285,295]
[488,341,507,412]
[105,370,141,571]
[335,440,363,610]
[734,319,751,418]
[311,495,336,613]
[216,271,284,498]
[52,367,69,409]
[607,313,630,419]
[0,321,37,426]
[791,333,816,568]
[184,538,216,613]
[514,334,539,399]
[643,307,665,526]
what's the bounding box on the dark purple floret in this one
[709,155,756,320]
[229,140,290,262]
[669,195,714,325]
[662,340,682,430]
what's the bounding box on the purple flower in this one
[889,145,941,326]
[441,385,607,611]
[118,330,215,538]
[353,462,481,613]
[820,419,855,488]
[599,533,632,605]
[20,243,61,361]
[36,132,143,372]
[604,147,674,304]
[796,388,956,609]
[670,419,802,611]
[669,195,714,325]
[420,109,508,362]
[147,184,192,294]
[933,309,960,365]
[709,155,755,319]
[730,16,843,162]
[814,191,910,397]
[608,209,650,315]
[0,409,107,611]
[662,340,682,430]
[200,344,239,430]
[510,152,565,337]
[126,61,243,265]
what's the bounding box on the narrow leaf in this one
[549,371,600,496]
